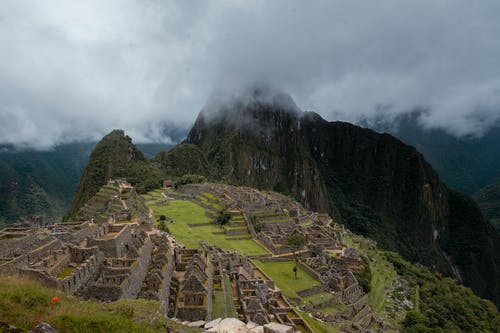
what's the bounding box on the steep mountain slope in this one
[0,143,93,225]
[367,112,500,195]
[155,143,213,178]
[474,178,500,232]
[67,130,166,217]
[181,92,500,306]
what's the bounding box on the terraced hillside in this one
[143,183,407,331]
[72,179,149,224]
[143,188,268,256]
[139,182,500,332]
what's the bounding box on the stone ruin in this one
[176,183,385,331]
[0,181,398,332]
[14,215,44,228]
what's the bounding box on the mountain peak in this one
[67,129,146,217]
[200,86,300,121]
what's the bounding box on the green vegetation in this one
[57,267,75,279]
[296,309,340,333]
[352,256,372,294]
[155,143,214,178]
[346,233,397,315]
[211,290,226,318]
[148,198,267,256]
[384,252,500,332]
[367,251,396,313]
[211,274,237,319]
[215,209,231,226]
[253,260,322,299]
[0,275,200,333]
[474,177,500,232]
[197,192,223,211]
[185,104,500,307]
[173,174,208,188]
[0,143,92,224]
[158,219,169,233]
[286,233,306,252]
[222,274,238,318]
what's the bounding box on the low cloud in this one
[1,1,500,149]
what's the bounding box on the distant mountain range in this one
[367,111,500,195]
[0,141,172,226]
[368,112,500,231]
[473,178,500,232]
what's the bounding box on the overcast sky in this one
[1,1,500,149]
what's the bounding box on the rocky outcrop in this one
[30,322,58,333]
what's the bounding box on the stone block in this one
[204,318,222,329]
[263,323,295,333]
[188,320,205,327]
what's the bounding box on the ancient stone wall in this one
[58,252,103,293]
[0,232,43,258]
[120,237,152,298]
[297,261,322,281]
[27,239,64,264]
[86,285,122,301]
[352,305,372,327]
[18,268,58,289]
[87,224,132,257]
[297,286,324,298]
[0,255,28,274]
[160,247,175,316]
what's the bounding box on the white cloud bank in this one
[0,0,499,149]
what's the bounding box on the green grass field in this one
[253,260,322,299]
[296,310,341,333]
[148,198,268,256]
[211,290,226,318]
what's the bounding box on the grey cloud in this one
[1,0,500,149]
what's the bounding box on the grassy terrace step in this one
[223,224,248,230]
[344,233,397,318]
[299,219,313,226]
[195,192,223,211]
[228,219,247,227]
[225,235,252,241]
[252,210,285,218]
[146,196,268,256]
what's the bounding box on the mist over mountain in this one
[0,143,92,226]
[2,1,500,150]
[361,111,500,195]
[474,179,500,232]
